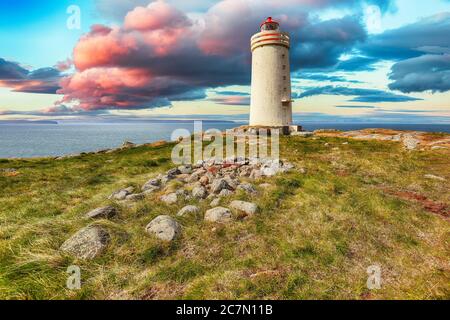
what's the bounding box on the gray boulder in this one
[108,186,135,200]
[211,178,232,194]
[126,193,145,201]
[205,207,232,223]
[85,206,118,219]
[210,198,220,207]
[160,193,178,205]
[218,189,233,197]
[230,200,258,216]
[177,205,200,217]
[192,186,208,199]
[237,183,257,194]
[142,178,161,191]
[178,165,193,174]
[403,135,420,150]
[145,215,181,241]
[60,225,110,260]
[249,169,262,179]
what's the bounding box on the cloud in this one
[335,105,376,108]
[0,58,63,94]
[299,85,422,102]
[299,73,362,83]
[360,12,450,60]
[57,0,400,111]
[388,54,450,93]
[209,95,250,106]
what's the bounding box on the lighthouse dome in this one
[260,17,279,31]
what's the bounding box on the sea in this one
[0,121,449,159]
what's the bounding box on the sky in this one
[0,0,449,123]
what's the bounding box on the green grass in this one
[0,136,449,300]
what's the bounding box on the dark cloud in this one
[299,85,422,102]
[360,12,450,60]
[298,73,362,83]
[0,58,63,94]
[388,54,450,93]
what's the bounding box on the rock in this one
[218,189,233,197]
[142,185,160,195]
[192,186,208,199]
[403,135,420,150]
[290,131,313,137]
[160,193,178,205]
[60,225,110,260]
[211,178,232,194]
[205,207,232,223]
[145,215,181,241]
[249,169,262,179]
[239,166,252,177]
[178,165,193,174]
[109,187,134,200]
[259,183,272,189]
[424,174,446,182]
[160,174,173,185]
[142,178,161,191]
[167,168,181,177]
[126,193,145,201]
[210,198,220,207]
[431,146,448,150]
[199,175,210,186]
[122,141,135,148]
[223,176,239,190]
[85,206,118,219]
[176,174,190,182]
[261,166,278,177]
[177,205,200,217]
[342,142,349,145]
[237,183,257,194]
[230,201,258,216]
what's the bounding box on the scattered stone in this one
[249,169,262,179]
[192,186,208,199]
[205,207,232,223]
[210,198,220,207]
[237,183,257,194]
[342,142,349,145]
[85,206,118,219]
[230,200,258,216]
[424,174,446,182]
[109,187,135,200]
[290,131,313,137]
[142,178,161,191]
[126,193,145,201]
[145,215,181,241]
[142,185,160,195]
[60,225,110,260]
[122,141,135,148]
[160,174,173,185]
[199,175,210,186]
[177,205,200,217]
[259,183,272,189]
[160,193,178,205]
[211,178,232,194]
[403,135,420,150]
[218,189,233,197]
[431,146,448,150]
[167,168,181,177]
[178,165,193,174]
[223,176,239,190]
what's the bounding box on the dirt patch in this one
[383,188,449,220]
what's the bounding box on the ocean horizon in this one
[0,121,449,159]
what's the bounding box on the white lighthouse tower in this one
[250,17,296,131]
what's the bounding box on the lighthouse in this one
[250,17,296,131]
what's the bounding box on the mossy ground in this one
[0,135,449,300]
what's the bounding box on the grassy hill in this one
[0,132,448,300]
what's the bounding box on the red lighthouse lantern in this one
[260,17,280,31]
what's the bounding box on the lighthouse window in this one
[282,65,286,70]
[283,76,287,80]
[281,54,285,59]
